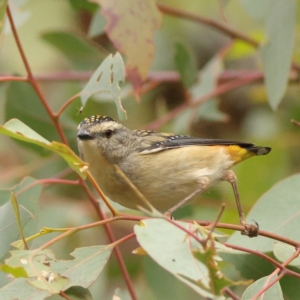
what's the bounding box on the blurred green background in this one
[1,0,300,299]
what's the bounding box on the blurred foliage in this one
[0,0,300,299]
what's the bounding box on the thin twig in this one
[6,5,68,145]
[253,272,285,300]
[158,3,300,75]
[85,170,119,216]
[223,287,239,300]
[55,92,81,117]
[80,180,138,300]
[223,243,300,280]
[291,119,300,127]
[59,291,71,300]
[145,72,263,130]
[203,203,225,246]
[0,76,27,82]
[158,3,259,47]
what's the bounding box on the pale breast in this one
[120,146,235,211]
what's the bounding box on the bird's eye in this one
[104,129,113,138]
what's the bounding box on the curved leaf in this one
[261,0,296,109]
[80,52,126,119]
[51,245,113,290]
[134,219,230,298]
[0,177,41,259]
[242,276,284,300]
[0,119,87,178]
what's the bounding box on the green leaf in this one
[0,264,27,278]
[191,54,223,101]
[68,0,98,13]
[3,249,70,293]
[28,275,70,294]
[241,276,284,300]
[95,0,162,89]
[5,81,58,155]
[261,0,296,109]
[227,174,300,252]
[3,1,31,35]
[0,278,51,300]
[41,31,107,70]
[241,0,271,18]
[0,119,88,178]
[197,99,228,122]
[194,247,236,295]
[80,52,126,120]
[134,219,215,298]
[0,177,41,259]
[51,245,113,290]
[174,41,197,88]
[143,256,201,299]
[273,242,300,267]
[280,274,300,300]
[219,252,274,285]
[227,37,260,60]
[88,7,106,38]
[5,249,55,277]
[172,52,226,133]
[10,191,27,250]
[64,286,93,300]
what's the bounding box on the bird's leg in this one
[222,170,259,237]
[165,177,209,217]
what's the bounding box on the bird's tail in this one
[247,146,271,156]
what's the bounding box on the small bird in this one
[77,115,271,236]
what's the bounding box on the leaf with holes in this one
[92,0,162,90]
[80,52,126,120]
[51,245,113,290]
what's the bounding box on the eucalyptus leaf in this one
[0,278,51,300]
[174,41,197,88]
[135,219,222,298]
[242,276,284,300]
[273,242,300,267]
[64,286,93,300]
[261,0,296,109]
[51,245,113,290]
[0,119,88,178]
[42,31,107,70]
[0,177,41,259]
[80,52,126,120]
[88,7,106,38]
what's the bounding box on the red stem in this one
[145,72,263,130]
[80,179,138,300]
[0,76,27,82]
[6,5,68,145]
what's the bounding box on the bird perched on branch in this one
[77,115,271,237]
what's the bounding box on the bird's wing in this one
[135,131,255,154]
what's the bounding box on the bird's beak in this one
[77,128,94,140]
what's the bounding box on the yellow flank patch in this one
[224,145,254,165]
